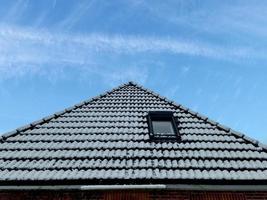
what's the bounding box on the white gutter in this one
[0,184,266,191]
[80,184,166,190]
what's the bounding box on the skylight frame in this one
[147,111,180,141]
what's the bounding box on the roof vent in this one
[147,111,180,141]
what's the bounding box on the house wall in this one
[1,190,267,200]
[0,190,267,200]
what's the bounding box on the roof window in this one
[147,111,180,140]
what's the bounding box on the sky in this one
[0,0,267,144]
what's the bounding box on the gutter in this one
[81,184,166,190]
[0,184,266,191]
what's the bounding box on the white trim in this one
[81,184,166,190]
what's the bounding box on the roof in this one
[0,81,267,185]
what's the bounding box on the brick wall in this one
[0,190,267,200]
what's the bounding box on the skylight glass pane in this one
[152,121,174,135]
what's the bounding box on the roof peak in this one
[1,81,266,152]
[125,81,138,86]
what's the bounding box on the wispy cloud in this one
[3,0,29,23]
[57,1,95,30]
[133,1,267,40]
[0,24,263,81]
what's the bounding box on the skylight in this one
[147,111,179,140]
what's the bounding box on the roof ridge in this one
[2,81,266,152]
[129,81,267,152]
[0,82,130,142]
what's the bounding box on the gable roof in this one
[0,81,267,185]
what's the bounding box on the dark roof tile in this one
[0,82,267,184]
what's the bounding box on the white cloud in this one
[3,0,29,23]
[57,1,96,30]
[135,1,267,39]
[0,24,262,81]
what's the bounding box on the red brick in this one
[0,190,267,200]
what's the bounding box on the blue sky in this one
[0,0,267,144]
